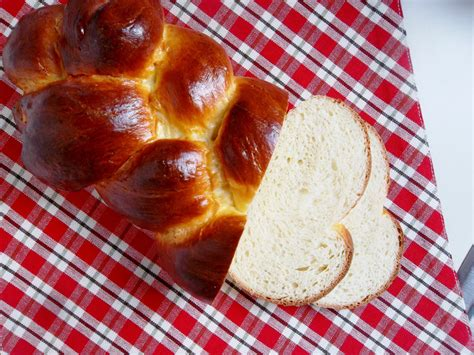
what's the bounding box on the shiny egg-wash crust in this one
[3,5,65,93]
[4,0,289,303]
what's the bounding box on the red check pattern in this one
[1,0,472,353]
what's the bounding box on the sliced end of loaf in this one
[230,96,371,305]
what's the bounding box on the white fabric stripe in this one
[221,284,341,353]
[312,2,415,88]
[2,302,73,354]
[356,0,406,40]
[390,154,438,203]
[401,259,467,314]
[381,284,467,351]
[386,201,449,256]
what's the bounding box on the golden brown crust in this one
[97,139,214,232]
[156,214,246,302]
[15,77,153,191]
[4,5,66,93]
[61,0,164,77]
[152,25,233,130]
[215,77,289,209]
[229,224,354,306]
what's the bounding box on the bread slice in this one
[229,96,370,305]
[316,126,403,309]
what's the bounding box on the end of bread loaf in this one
[151,78,288,301]
[3,5,66,93]
[156,214,246,302]
[316,126,403,309]
[230,96,370,305]
[215,77,289,210]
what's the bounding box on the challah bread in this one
[5,0,288,302]
[230,96,370,305]
[316,126,403,309]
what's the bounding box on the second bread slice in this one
[229,96,370,305]
[315,126,403,309]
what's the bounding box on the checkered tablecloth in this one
[1,0,472,353]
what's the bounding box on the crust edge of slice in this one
[316,211,404,310]
[229,224,354,306]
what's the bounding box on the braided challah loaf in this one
[4,0,289,302]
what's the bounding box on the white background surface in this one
[402,0,473,271]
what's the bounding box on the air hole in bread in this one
[299,187,309,195]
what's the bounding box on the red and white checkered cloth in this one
[1,0,472,353]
